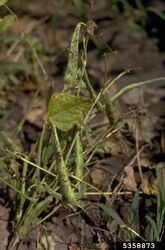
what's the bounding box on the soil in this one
[0,0,165,249]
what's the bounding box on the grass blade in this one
[98,203,126,227]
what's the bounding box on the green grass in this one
[0,1,165,248]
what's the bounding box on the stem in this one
[136,124,143,182]
[53,126,78,206]
[111,76,165,103]
[0,176,33,202]
[75,132,83,179]
[37,122,47,166]
[75,132,85,195]
[18,155,56,178]
[84,69,103,112]
[65,130,79,164]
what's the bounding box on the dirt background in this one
[0,0,165,249]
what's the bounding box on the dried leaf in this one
[123,165,137,191]
[87,19,97,35]
[90,168,107,187]
[141,176,157,195]
[38,235,55,250]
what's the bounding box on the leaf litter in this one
[0,0,165,249]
